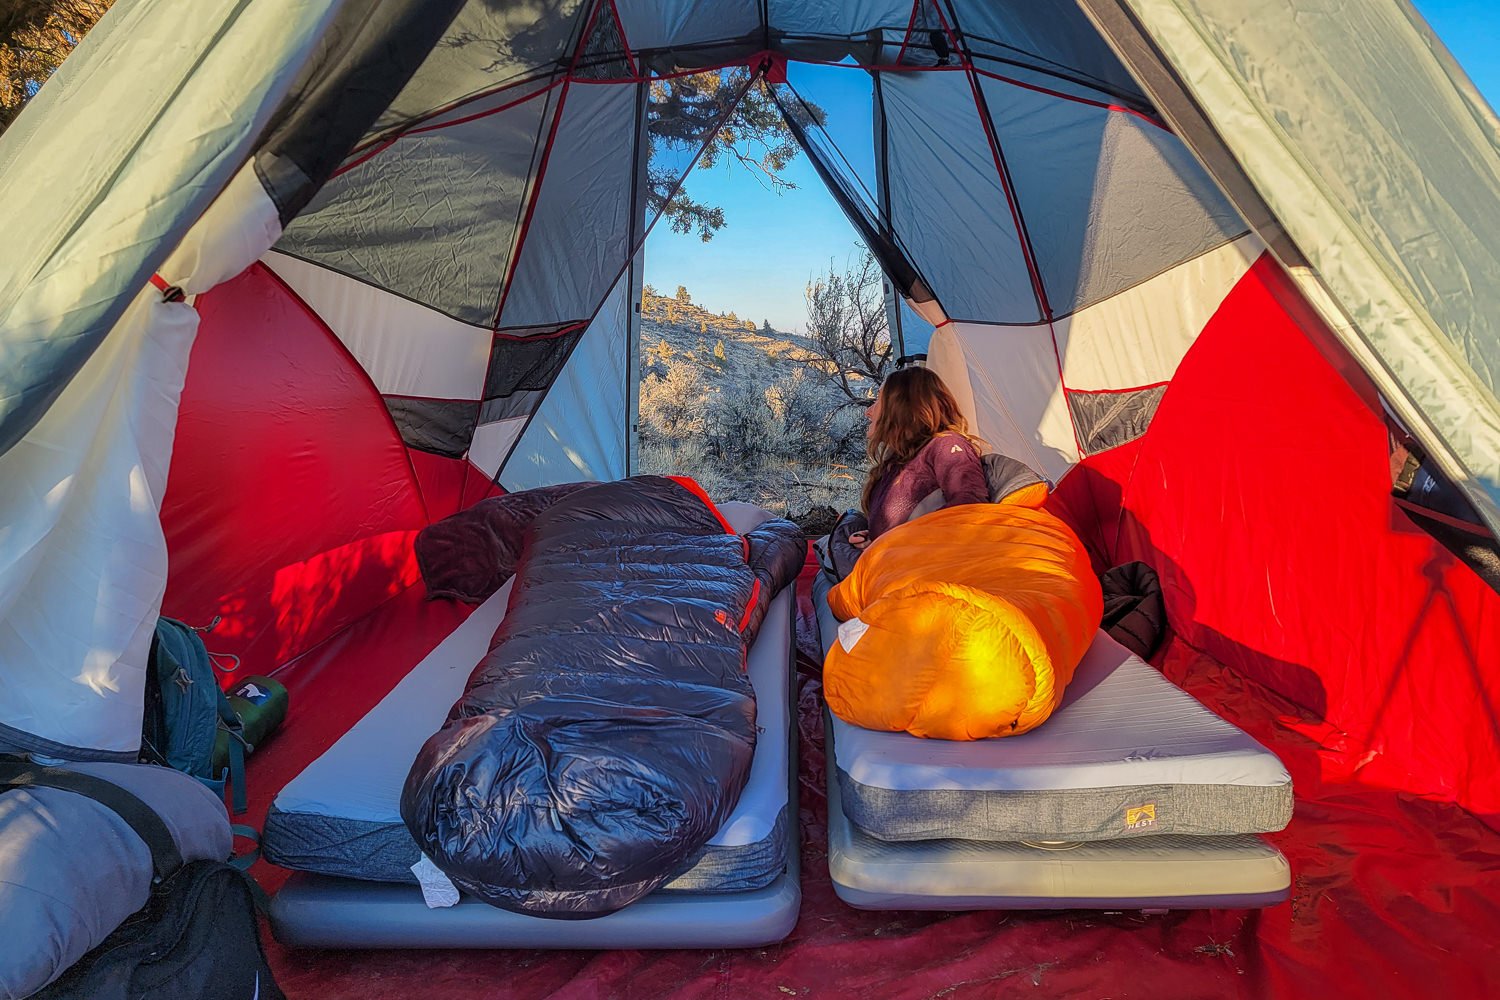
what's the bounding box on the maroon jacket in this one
[866,431,989,538]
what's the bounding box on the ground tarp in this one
[241,570,1500,999]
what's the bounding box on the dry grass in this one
[637,297,867,520]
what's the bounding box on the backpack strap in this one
[0,758,184,880]
[216,694,250,815]
[228,824,261,872]
[225,824,274,914]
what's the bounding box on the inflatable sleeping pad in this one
[825,498,1102,740]
[401,476,805,918]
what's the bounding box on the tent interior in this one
[2,0,1499,996]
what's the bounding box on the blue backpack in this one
[140,617,250,814]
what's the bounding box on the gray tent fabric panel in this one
[277,88,556,326]
[614,0,761,53]
[391,73,561,134]
[479,390,548,425]
[252,0,470,225]
[881,72,1037,324]
[384,397,479,458]
[0,0,338,460]
[1067,384,1170,454]
[767,0,915,43]
[484,328,585,400]
[949,0,1148,107]
[499,82,640,329]
[503,266,633,490]
[575,1,635,80]
[980,76,1245,317]
[370,0,589,136]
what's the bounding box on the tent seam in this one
[491,69,760,487]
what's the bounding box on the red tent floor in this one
[242,571,1500,999]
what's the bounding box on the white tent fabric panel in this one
[1055,234,1262,391]
[1106,0,1500,531]
[0,0,338,457]
[880,71,1037,324]
[501,266,633,491]
[264,253,492,400]
[0,293,194,758]
[0,164,283,758]
[498,82,640,329]
[978,75,1245,316]
[927,322,1080,484]
[468,415,531,480]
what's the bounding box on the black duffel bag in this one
[0,761,283,1000]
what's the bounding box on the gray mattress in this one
[812,569,1294,843]
[265,502,796,896]
[825,733,1290,910]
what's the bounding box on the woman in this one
[847,366,988,551]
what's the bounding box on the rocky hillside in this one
[636,287,873,525]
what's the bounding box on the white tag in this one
[837,617,870,653]
[411,854,460,908]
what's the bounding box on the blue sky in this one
[643,63,877,333]
[644,2,1499,335]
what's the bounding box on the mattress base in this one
[268,849,800,950]
[826,727,1290,912]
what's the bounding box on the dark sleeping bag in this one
[400,476,806,918]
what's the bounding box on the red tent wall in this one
[160,264,434,679]
[1051,255,1500,826]
[166,251,1500,824]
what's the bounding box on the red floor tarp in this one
[243,572,1500,1000]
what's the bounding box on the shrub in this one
[704,383,775,469]
[639,360,705,437]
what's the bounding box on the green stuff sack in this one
[212,676,289,778]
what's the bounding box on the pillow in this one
[982,453,1049,505]
[906,453,1049,523]
[0,762,230,999]
[414,482,596,603]
[716,500,776,534]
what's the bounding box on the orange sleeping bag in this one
[824,497,1103,740]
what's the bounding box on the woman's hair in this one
[862,366,981,510]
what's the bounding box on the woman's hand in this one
[848,530,871,550]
